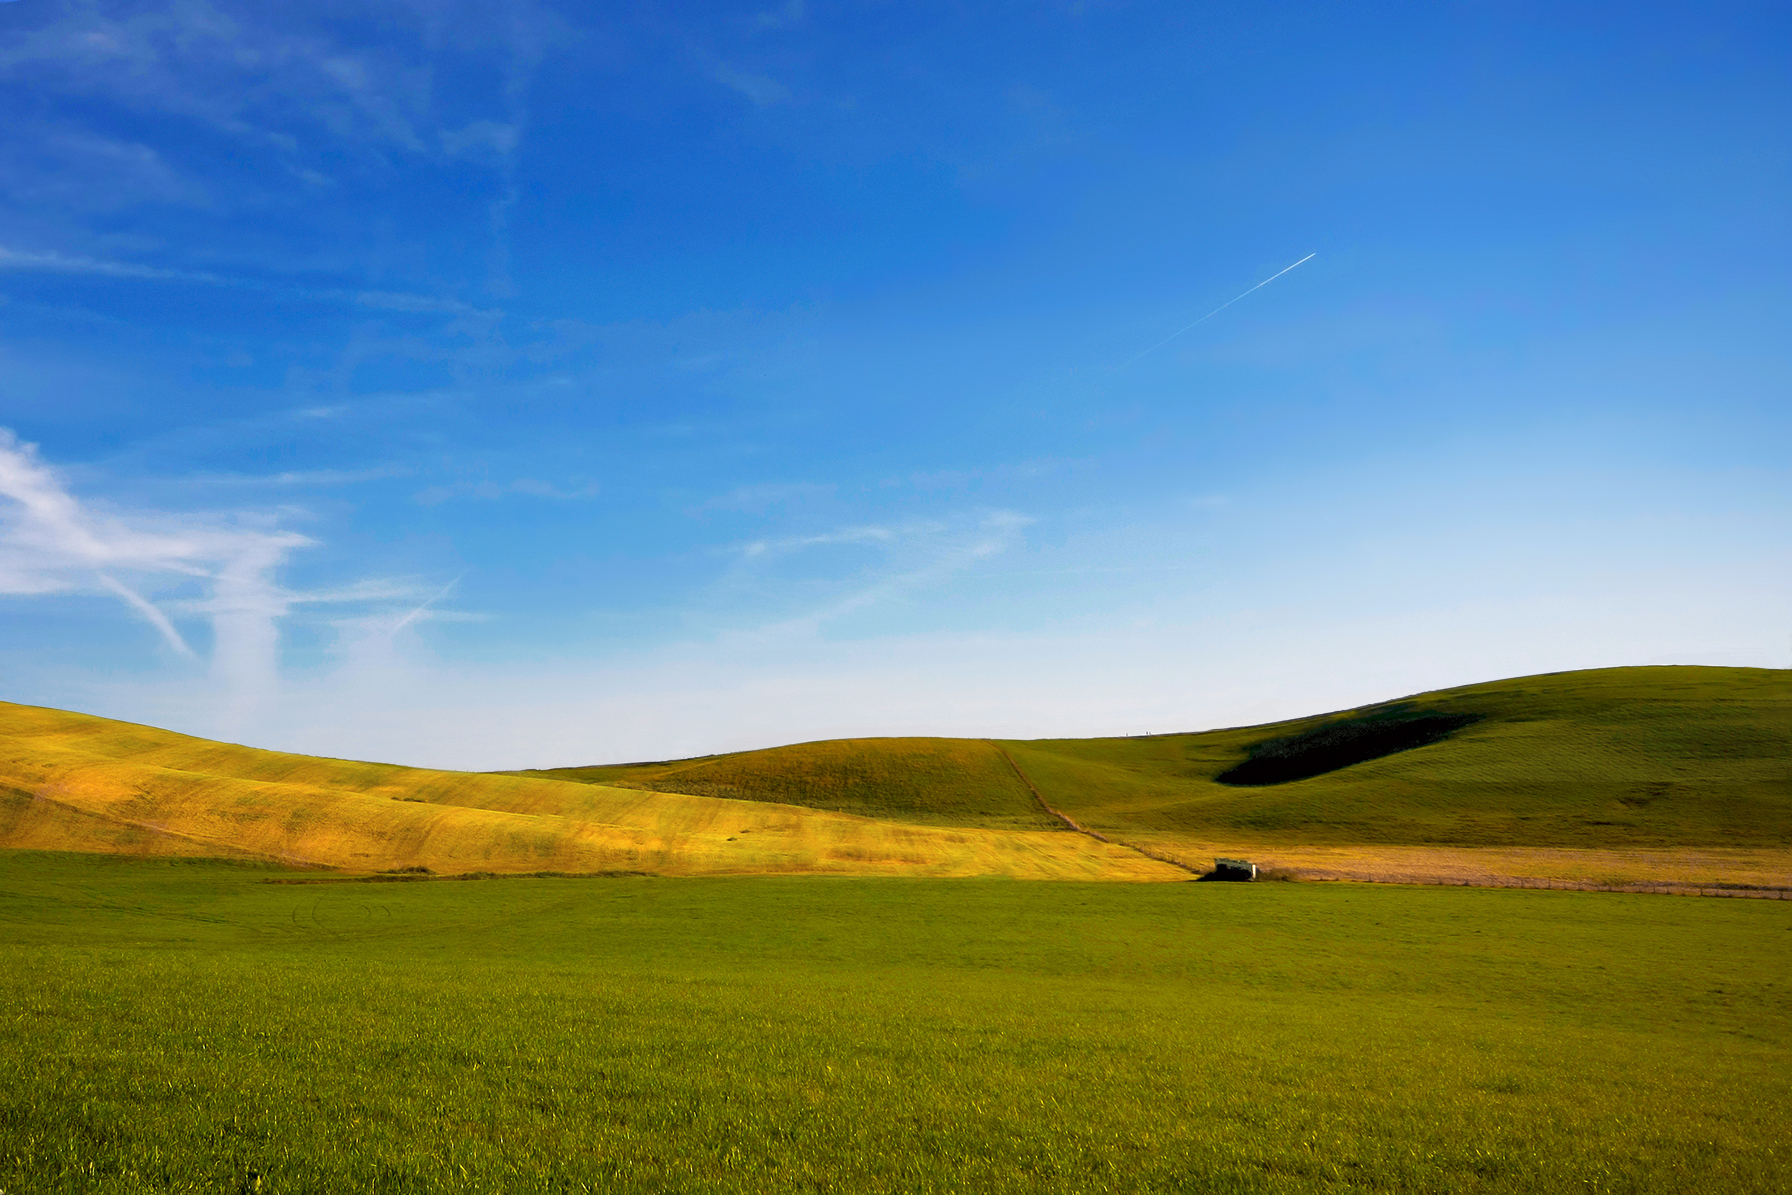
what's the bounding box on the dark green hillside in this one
[1013,666,1790,847]
[528,667,1791,849]
[510,736,1061,831]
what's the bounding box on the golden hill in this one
[0,703,1180,881]
[7,665,1786,889]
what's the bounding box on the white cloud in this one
[739,523,905,558]
[0,430,238,583]
[0,428,427,736]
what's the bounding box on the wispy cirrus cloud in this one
[738,523,905,559]
[0,1,562,299]
[0,428,438,734]
[0,125,207,212]
[0,2,432,155]
[0,241,501,323]
[0,427,308,712]
[693,482,837,519]
[723,510,1033,637]
[180,465,412,487]
[715,64,790,107]
[415,477,601,505]
[0,243,227,283]
[355,291,497,317]
[440,119,520,164]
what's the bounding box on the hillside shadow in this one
[1215,704,1484,786]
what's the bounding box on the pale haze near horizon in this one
[0,0,1786,770]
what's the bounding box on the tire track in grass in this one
[988,742,1201,876]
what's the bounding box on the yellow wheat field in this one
[0,703,1184,881]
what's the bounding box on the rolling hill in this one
[522,736,1055,830]
[0,703,1176,881]
[518,667,1791,889]
[2,666,1785,885]
[525,666,1791,850]
[1013,666,1791,849]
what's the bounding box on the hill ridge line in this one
[988,741,1200,876]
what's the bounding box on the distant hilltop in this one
[3,666,1787,884]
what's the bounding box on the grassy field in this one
[523,666,1792,888]
[0,703,1170,881]
[4,666,1786,887]
[537,667,1791,851]
[1,851,1787,1193]
[5,668,1783,1190]
[515,736,1059,830]
[1008,666,1792,850]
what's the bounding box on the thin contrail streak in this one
[391,574,462,634]
[1117,252,1315,370]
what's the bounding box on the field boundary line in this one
[1287,867,1792,899]
[988,742,1200,876]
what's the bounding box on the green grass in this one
[1010,665,1792,848]
[512,736,1060,831]
[529,666,1792,849]
[2,851,1787,1193]
[8,665,1783,879]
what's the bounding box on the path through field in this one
[990,741,1202,875]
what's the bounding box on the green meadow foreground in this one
[1,853,1787,1193]
[1,666,1787,1190]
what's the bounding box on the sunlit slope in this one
[532,667,1789,850]
[1008,666,1791,848]
[0,704,1179,880]
[513,737,1058,830]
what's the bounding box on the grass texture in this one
[4,666,1785,881]
[536,666,1791,851]
[0,852,1786,1193]
[1010,666,1791,849]
[0,705,1172,881]
[517,737,1058,830]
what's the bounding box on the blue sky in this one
[0,0,1787,768]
